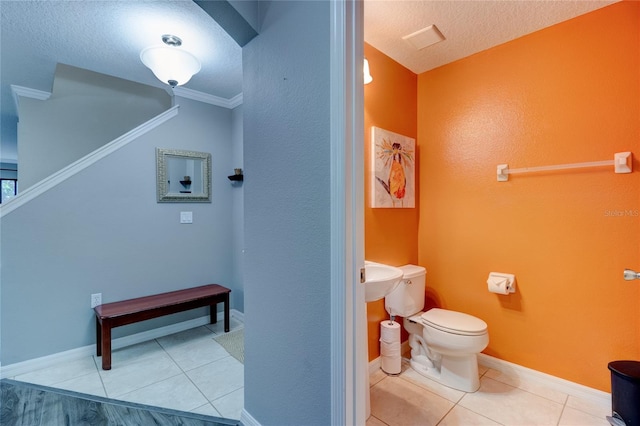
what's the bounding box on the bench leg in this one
[101,322,112,370]
[210,304,217,325]
[96,318,102,356]
[224,292,230,333]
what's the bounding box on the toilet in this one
[385,265,488,392]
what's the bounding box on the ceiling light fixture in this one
[364,58,373,84]
[140,34,201,88]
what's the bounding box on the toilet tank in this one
[384,264,426,317]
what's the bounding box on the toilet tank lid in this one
[399,264,426,279]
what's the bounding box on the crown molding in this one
[11,83,243,111]
[172,86,243,109]
[11,85,52,111]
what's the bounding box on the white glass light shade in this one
[364,58,373,84]
[140,46,201,87]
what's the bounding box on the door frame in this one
[329,0,365,424]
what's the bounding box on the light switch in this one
[180,211,193,224]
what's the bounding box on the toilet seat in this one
[421,308,487,336]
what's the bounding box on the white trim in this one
[329,0,349,421]
[239,409,261,426]
[172,87,243,109]
[478,353,610,405]
[0,309,243,379]
[11,84,51,111]
[230,309,244,323]
[10,84,242,112]
[227,93,244,109]
[330,0,364,424]
[367,350,610,407]
[0,106,179,218]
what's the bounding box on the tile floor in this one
[11,321,612,426]
[10,318,245,420]
[368,359,612,426]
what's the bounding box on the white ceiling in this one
[364,0,619,74]
[0,0,619,161]
[0,0,242,159]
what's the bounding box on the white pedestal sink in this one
[364,261,404,302]
[362,261,403,418]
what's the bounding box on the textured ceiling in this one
[0,1,621,162]
[0,0,243,159]
[0,1,242,97]
[364,0,619,74]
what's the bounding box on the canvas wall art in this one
[371,127,415,208]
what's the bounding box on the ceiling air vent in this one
[402,24,445,50]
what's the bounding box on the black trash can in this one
[608,361,640,425]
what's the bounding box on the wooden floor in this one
[0,379,239,426]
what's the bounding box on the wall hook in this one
[228,168,243,182]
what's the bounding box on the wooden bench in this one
[94,284,230,370]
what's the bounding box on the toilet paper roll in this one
[487,277,510,294]
[381,354,401,375]
[380,320,401,343]
[380,341,401,356]
[487,272,516,295]
[380,320,402,374]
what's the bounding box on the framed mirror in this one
[156,148,212,203]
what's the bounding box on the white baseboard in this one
[240,409,261,426]
[368,344,609,406]
[477,353,610,405]
[0,309,243,379]
[230,309,244,323]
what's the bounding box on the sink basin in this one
[364,261,403,302]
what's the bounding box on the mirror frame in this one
[156,148,212,203]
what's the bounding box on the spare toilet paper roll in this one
[381,354,402,375]
[380,341,401,356]
[380,320,401,343]
[487,276,510,294]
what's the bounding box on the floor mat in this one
[213,328,244,364]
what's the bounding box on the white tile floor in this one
[11,321,612,426]
[11,318,245,420]
[368,359,612,426]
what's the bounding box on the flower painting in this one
[371,127,415,208]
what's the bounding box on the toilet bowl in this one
[385,265,489,392]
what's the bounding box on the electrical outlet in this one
[91,293,102,308]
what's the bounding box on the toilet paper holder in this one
[487,272,516,294]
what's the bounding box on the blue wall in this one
[242,1,332,424]
[0,96,242,365]
[231,105,245,312]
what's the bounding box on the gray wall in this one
[242,2,332,424]
[18,64,172,190]
[230,105,244,313]
[1,95,242,365]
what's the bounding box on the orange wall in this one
[417,1,639,391]
[364,43,418,360]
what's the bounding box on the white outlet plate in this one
[91,293,102,308]
[180,211,193,224]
